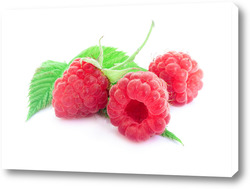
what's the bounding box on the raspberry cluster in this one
[149,51,203,106]
[28,21,194,144]
[107,71,170,141]
[52,58,109,118]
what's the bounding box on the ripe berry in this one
[107,71,170,142]
[149,52,203,106]
[52,21,155,119]
[52,58,109,118]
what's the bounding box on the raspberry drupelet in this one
[107,71,171,142]
[149,51,203,106]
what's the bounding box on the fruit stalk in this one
[110,21,155,70]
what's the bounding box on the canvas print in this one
[1,2,238,177]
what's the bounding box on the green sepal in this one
[80,58,102,69]
[102,68,142,84]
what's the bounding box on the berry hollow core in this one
[107,71,171,142]
[125,100,149,124]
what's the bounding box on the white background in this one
[0,0,246,188]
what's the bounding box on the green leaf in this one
[161,129,184,146]
[98,107,109,118]
[27,60,68,120]
[68,46,147,71]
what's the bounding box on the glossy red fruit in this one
[149,52,203,106]
[107,71,170,142]
[52,58,109,118]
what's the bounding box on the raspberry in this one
[52,21,155,119]
[52,58,109,118]
[107,71,170,142]
[149,52,203,106]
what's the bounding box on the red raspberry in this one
[149,52,203,106]
[107,71,170,142]
[52,58,109,118]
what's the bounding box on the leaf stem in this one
[97,36,104,67]
[110,21,155,70]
